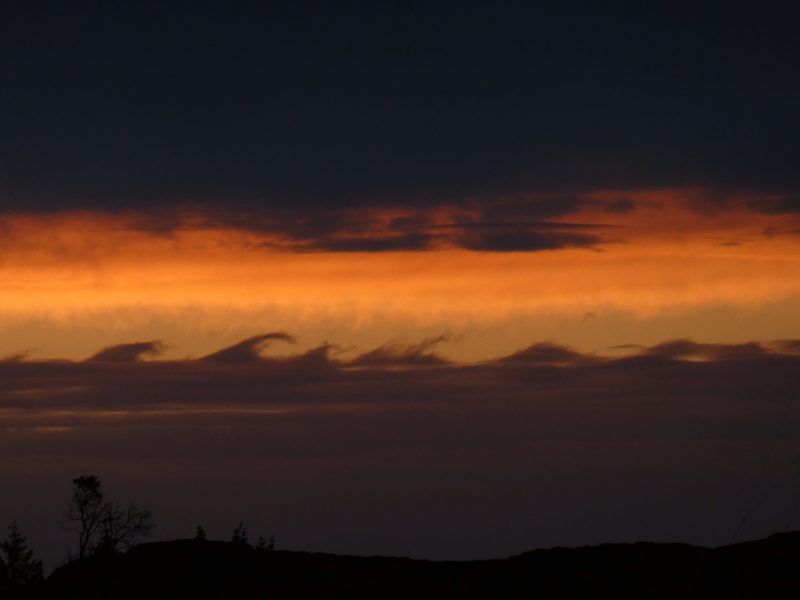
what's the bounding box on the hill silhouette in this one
[15,531,800,598]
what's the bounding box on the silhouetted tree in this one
[1,520,43,588]
[194,525,207,541]
[95,501,154,555]
[0,555,8,591]
[64,475,154,558]
[64,475,104,559]
[256,535,275,551]
[231,522,249,546]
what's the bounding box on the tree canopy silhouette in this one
[0,555,7,590]
[1,520,43,590]
[64,475,154,559]
[194,525,207,541]
[231,522,249,546]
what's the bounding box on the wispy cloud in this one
[200,333,295,363]
[88,341,166,362]
[350,335,451,367]
[494,342,595,366]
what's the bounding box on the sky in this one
[2,2,800,570]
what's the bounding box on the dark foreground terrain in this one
[15,532,800,598]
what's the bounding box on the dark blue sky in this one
[3,2,800,213]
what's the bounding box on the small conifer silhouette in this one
[1,520,43,589]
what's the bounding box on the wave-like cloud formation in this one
[199,333,295,363]
[493,342,592,366]
[88,341,166,362]
[2,337,800,411]
[350,335,450,367]
[643,339,769,361]
[6,336,800,373]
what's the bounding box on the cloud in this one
[3,336,799,414]
[137,202,615,254]
[272,216,608,253]
[350,335,450,367]
[1,350,31,363]
[13,189,800,263]
[753,195,800,214]
[88,341,166,362]
[454,229,600,252]
[219,201,615,252]
[275,344,340,371]
[495,342,595,366]
[300,233,435,252]
[643,339,768,361]
[769,340,800,355]
[199,333,295,363]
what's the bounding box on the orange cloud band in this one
[1,192,799,360]
[1,201,799,318]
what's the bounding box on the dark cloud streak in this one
[350,335,451,367]
[454,230,600,252]
[644,339,769,361]
[494,342,595,366]
[199,333,295,363]
[299,233,435,252]
[88,341,166,362]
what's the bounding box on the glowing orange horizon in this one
[2,188,800,360]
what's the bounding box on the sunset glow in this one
[3,190,800,360]
[5,5,800,574]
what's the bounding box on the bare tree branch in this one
[63,475,154,559]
